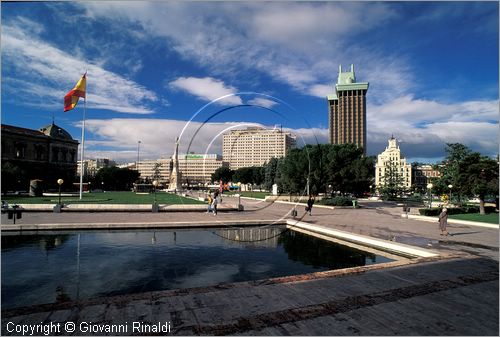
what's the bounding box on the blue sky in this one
[2,1,498,163]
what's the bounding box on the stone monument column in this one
[168,137,182,192]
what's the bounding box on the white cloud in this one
[368,95,499,126]
[169,77,242,106]
[2,20,159,114]
[308,84,333,98]
[81,118,328,163]
[247,97,278,108]
[366,95,499,158]
[80,2,408,102]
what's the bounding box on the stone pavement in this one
[1,198,499,335]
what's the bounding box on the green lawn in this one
[1,191,204,205]
[226,191,270,199]
[448,213,499,224]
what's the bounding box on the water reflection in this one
[2,227,392,309]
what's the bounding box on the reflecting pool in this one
[2,227,394,309]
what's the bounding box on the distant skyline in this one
[2,1,498,163]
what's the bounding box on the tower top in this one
[337,64,356,85]
[388,137,398,150]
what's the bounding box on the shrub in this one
[419,206,498,216]
[319,196,353,206]
[418,208,441,216]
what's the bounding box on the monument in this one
[168,137,182,192]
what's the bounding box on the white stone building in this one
[136,159,171,183]
[222,127,296,169]
[77,158,116,178]
[179,154,228,185]
[375,137,412,191]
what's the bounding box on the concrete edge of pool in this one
[286,219,440,259]
[0,219,287,231]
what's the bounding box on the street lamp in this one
[101,181,104,192]
[448,184,453,205]
[152,180,158,213]
[426,183,433,209]
[57,179,64,206]
[152,180,158,204]
[136,140,141,171]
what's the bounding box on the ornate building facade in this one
[375,137,412,191]
[1,123,79,192]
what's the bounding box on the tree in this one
[460,154,498,214]
[263,157,280,191]
[94,167,139,191]
[278,148,309,194]
[276,143,372,196]
[436,143,499,212]
[151,162,162,181]
[211,166,234,184]
[233,167,254,184]
[378,159,407,199]
[435,143,473,202]
[325,144,371,195]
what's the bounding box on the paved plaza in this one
[1,198,499,335]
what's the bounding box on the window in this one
[15,142,26,159]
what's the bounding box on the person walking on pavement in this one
[306,195,315,216]
[206,193,213,213]
[438,207,450,236]
[212,191,219,216]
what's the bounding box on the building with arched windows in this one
[1,123,79,192]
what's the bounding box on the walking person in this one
[212,191,219,216]
[306,195,315,216]
[206,193,213,213]
[438,207,450,236]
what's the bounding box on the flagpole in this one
[79,95,86,200]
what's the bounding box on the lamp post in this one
[152,180,158,212]
[57,179,64,206]
[136,140,141,171]
[448,184,453,205]
[426,183,433,209]
[101,181,104,192]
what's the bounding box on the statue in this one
[168,137,182,192]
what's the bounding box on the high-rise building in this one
[375,137,412,191]
[327,64,369,153]
[222,127,296,169]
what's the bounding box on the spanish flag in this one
[64,73,86,112]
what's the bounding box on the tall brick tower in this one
[327,64,369,153]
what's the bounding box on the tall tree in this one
[378,159,406,199]
[211,166,234,184]
[460,154,498,214]
[263,157,280,191]
[94,167,139,191]
[436,143,473,202]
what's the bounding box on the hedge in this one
[319,196,354,206]
[419,206,497,216]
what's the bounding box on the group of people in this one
[206,191,221,216]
